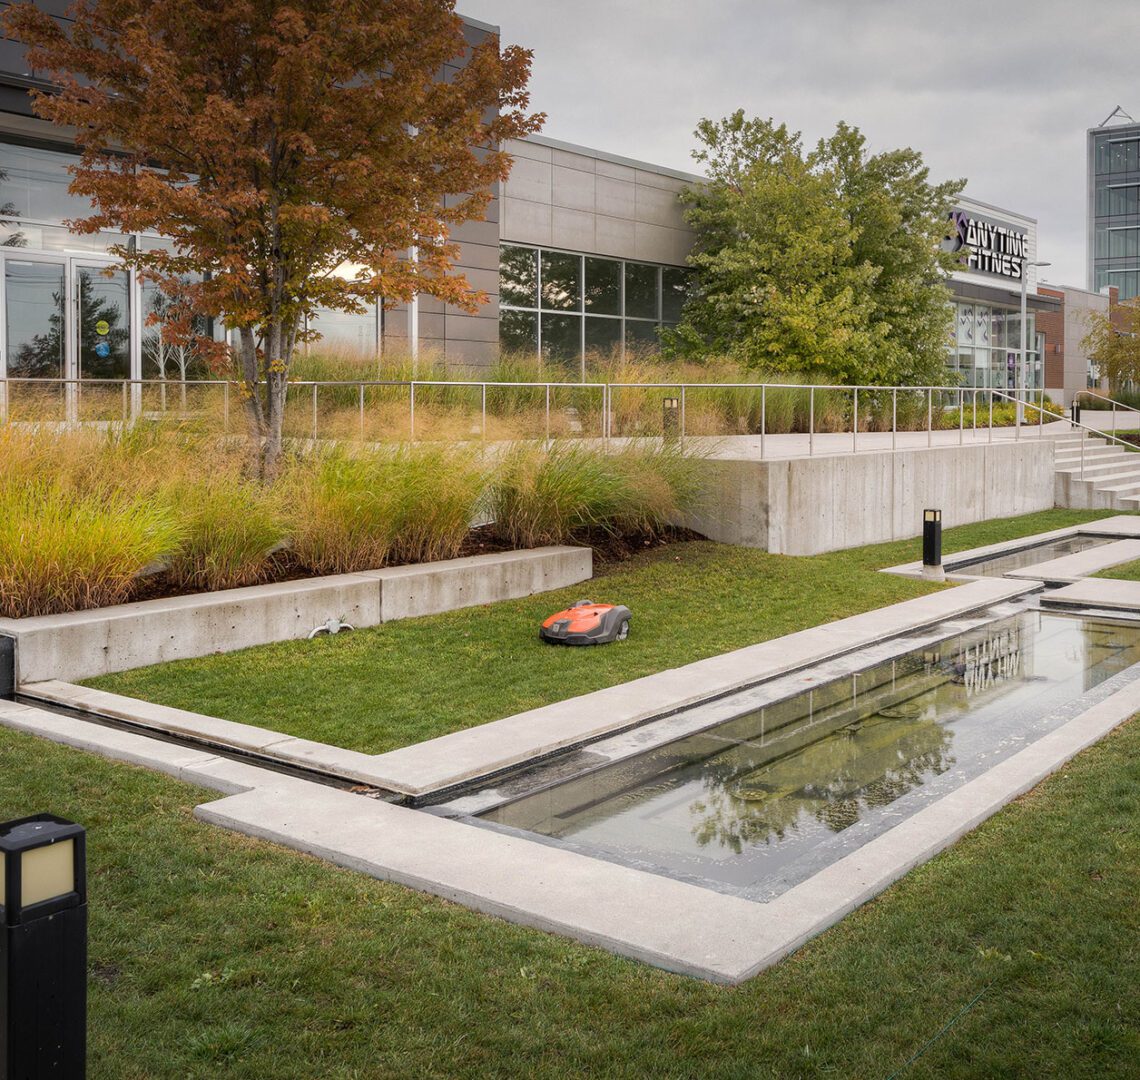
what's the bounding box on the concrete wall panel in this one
[687,442,1054,555]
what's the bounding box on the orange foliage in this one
[3,0,543,471]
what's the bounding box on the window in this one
[500,309,537,353]
[498,242,691,370]
[584,256,620,315]
[624,263,659,320]
[1096,183,1140,217]
[500,245,537,308]
[540,251,580,311]
[1096,226,1140,260]
[1096,135,1140,175]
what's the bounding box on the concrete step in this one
[1056,459,1140,480]
[1095,478,1140,497]
[1055,448,1131,465]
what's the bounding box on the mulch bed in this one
[121,526,700,608]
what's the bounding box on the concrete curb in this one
[0,546,591,683]
[5,670,1139,984]
[23,578,1037,798]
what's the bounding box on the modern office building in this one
[0,3,1056,393]
[1088,106,1140,301]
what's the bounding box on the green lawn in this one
[1,714,1136,1078]
[1096,558,1140,582]
[88,509,1124,753]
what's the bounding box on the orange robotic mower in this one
[539,600,631,646]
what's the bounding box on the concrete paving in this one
[0,546,591,683]
[694,419,1068,461]
[6,665,1140,984]
[1040,578,1140,612]
[882,514,1140,580]
[363,578,1038,797]
[1006,538,1140,583]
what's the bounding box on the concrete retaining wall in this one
[0,547,591,684]
[687,441,1054,555]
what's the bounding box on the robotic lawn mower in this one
[540,600,632,646]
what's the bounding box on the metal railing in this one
[1072,389,1140,440]
[0,375,1066,455]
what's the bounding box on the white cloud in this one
[461,0,1140,286]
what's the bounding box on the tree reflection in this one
[689,711,954,854]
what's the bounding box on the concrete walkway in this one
[697,419,1070,461]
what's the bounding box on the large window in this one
[498,243,691,376]
[1095,134,1140,175]
[949,302,1039,389]
[1095,225,1140,260]
[1095,267,1140,301]
[1095,183,1140,217]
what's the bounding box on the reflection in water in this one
[692,713,954,853]
[481,612,1140,897]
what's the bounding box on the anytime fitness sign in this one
[947,209,1027,280]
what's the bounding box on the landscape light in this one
[1,814,87,1079]
[662,396,680,443]
[922,509,945,582]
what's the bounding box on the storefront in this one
[942,197,1057,391]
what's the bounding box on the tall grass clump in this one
[487,440,704,548]
[0,480,182,618]
[159,475,288,591]
[487,442,626,548]
[282,444,483,574]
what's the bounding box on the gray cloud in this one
[461,0,1140,287]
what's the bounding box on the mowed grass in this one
[88,509,1124,753]
[1,713,1137,1078]
[1096,557,1140,581]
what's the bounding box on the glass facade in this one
[946,301,1041,389]
[498,242,691,375]
[1091,128,1140,300]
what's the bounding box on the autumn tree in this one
[3,0,542,475]
[667,112,964,385]
[1082,298,1140,388]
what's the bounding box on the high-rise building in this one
[1088,106,1140,300]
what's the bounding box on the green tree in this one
[1082,299,1140,388]
[668,112,964,385]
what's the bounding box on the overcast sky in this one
[459,0,1140,290]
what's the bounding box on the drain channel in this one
[12,691,406,802]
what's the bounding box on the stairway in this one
[1053,431,1140,510]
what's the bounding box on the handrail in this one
[0,375,1066,455]
[1072,389,1140,441]
[999,388,1138,480]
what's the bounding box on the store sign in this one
[947,210,1028,280]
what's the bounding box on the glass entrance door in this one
[2,255,134,421]
[4,258,66,378]
[75,262,130,381]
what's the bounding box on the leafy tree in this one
[1082,299,1140,387]
[668,112,965,385]
[3,0,542,475]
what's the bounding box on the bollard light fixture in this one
[921,509,945,582]
[662,397,680,443]
[1,814,88,1079]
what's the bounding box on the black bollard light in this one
[922,508,945,582]
[1070,400,1081,428]
[1,815,87,1080]
[662,397,680,444]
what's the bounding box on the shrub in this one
[0,480,182,618]
[282,444,483,574]
[160,475,288,591]
[487,440,704,548]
